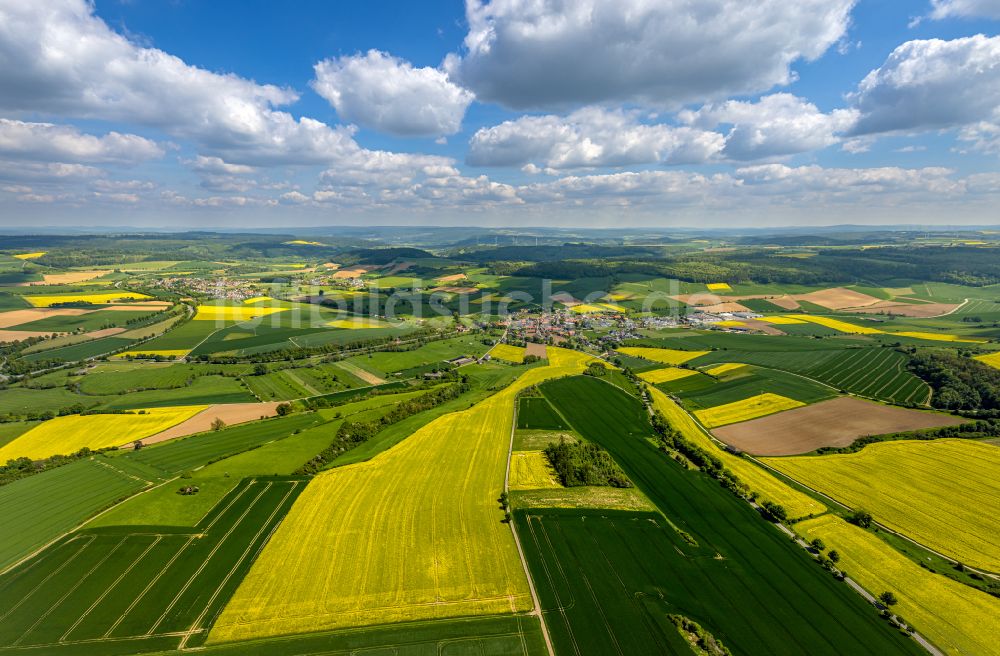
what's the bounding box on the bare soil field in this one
[743,319,785,335]
[432,286,479,294]
[0,329,63,342]
[332,267,371,279]
[769,296,801,310]
[436,273,468,283]
[792,287,882,310]
[0,308,93,328]
[695,301,752,313]
[133,402,283,446]
[713,396,965,456]
[525,342,548,358]
[845,301,961,318]
[39,270,112,284]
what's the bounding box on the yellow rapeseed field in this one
[242,296,275,304]
[193,305,288,321]
[24,291,154,307]
[509,451,561,490]
[489,343,526,363]
[796,515,1000,656]
[704,363,746,376]
[12,252,46,260]
[209,348,596,643]
[648,387,824,519]
[706,282,732,291]
[975,351,1000,370]
[327,318,391,329]
[618,347,708,366]
[714,320,746,327]
[114,349,189,359]
[638,367,698,384]
[694,393,805,428]
[894,331,987,344]
[758,316,807,325]
[0,406,205,462]
[765,439,1000,572]
[569,302,628,314]
[785,315,885,334]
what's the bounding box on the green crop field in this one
[535,376,923,656]
[138,320,223,351]
[341,336,487,376]
[0,458,153,572]
[77,363,224,396]
[692,347,930,404]
[21,336,136,363]
[94,376,255,409]
[516,396,567,429]
[676,365,835,410]
[0,478,305,652]
[8,309,155,332]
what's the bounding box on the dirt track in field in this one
[844,301,960,317]
[713,396,964,456]
[133,402,283,446]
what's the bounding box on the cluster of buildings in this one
[151,276,260,301]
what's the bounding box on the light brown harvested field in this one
[133,402,283,446]
[713,397,965,456]
[693,301,752,314]
[39,270,112,284]
[335,359,386,385]
[432,286,479,294]
[769,296,801,310]
[551,292,578,306]
[743,319,785,335]
[81,327,127,339]
[793,287,882,310]
[0,329,63,342]
[321,262,340,269]
[331,267,370,279]
[0,308,93,328]
[436,273,468,283]
[845,302,961,318]
[524,342,548,358]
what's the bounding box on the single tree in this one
[211,417,226,432]
[879,591,898,607]
[828,550,840,563]
[811,538,826,552]
[849,508,873,529]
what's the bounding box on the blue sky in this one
[1,0,1000,228]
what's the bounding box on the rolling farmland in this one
[0,478,305,652]
[693,392,805,428]
[0,406,206,462]
[617,346,708,365]
[648,387,825,519]
[0,459,153,572]
[695,347,930,404]
[208,348,595,642]
[796,515,1000,656]
[765,439,1000,572]
[534,376,921,655]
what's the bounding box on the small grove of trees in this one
[849,508,873,529]
[543,438,632,488]
[909,351,1000,411]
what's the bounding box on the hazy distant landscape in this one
[3,0,1000,654]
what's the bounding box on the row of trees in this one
[296,379,470,474]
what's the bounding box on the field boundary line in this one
[60,535,163,642]
[178,481,299,649]
[505,400,555,656]
[14,537,127,646]
[102,535,196,638]
[147,482,271,636]
[0,536,95,623]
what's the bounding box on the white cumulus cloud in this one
[0,119,163,163]
[467,107,724,168]
[849,35,1000,136]
[447,0,856,109]
[312,50,473,137]
[929,0,1000,19]
[681,94,858,160]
